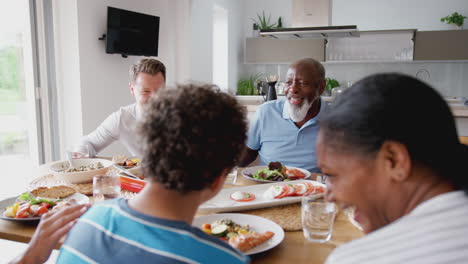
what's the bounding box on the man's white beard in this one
[288,98,314,122]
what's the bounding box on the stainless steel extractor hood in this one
[260,25,359,39]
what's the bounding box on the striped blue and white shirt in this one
[57,198,250,264]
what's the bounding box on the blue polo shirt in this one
[246,98,326,172]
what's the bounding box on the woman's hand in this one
[10,203,90,264]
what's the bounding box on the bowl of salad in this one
[241,162,311,183]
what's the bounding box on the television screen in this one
[106,7,159,57]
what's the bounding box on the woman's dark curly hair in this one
[139,83,247,193]
[319,73,468,193]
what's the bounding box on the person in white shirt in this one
[79,59,166,157]
[317,73,468,264]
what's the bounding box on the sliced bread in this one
[30,185,76,199]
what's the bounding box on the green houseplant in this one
[237,74,260,95]
[441,12,467,28]
[252,11,282,30]
[325,78,340,96]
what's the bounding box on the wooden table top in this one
[0,165,364,263]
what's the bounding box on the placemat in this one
[242,203,302,231]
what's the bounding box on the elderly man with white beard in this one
[239,58,327,172]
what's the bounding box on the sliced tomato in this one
[39,202,52,209]
[275,185,292,199]
[292,183,307,196]
[285,168,306,180]
[36,206,49,216]
[303,182,316,196]
[230,192,256,202]
[16,204,31,218]
[313,185,325,194]
[286,184,296,196]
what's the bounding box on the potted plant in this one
[252,11,277,30]
[440,12,467,29]
[251,11,283,37]
[325,78,340,96]
[237,74,261,96]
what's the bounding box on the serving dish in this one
[49,158,114,184]
[199,180,324,213]
[119,175,147,193]
[193,213,285,255]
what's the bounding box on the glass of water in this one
[225,167,238,185]
[301,197,337,243]
[93,174,121,203]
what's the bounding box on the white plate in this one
[241,166,311,183]
[199,180,324,213]
[193,213,285,255]
[0,193,89,222]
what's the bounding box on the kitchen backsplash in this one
[243,61,468,97]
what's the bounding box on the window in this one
[0,0,45,198]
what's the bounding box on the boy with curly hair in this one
[58,84,250,264]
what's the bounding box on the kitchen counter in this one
[237,96,468,136]
[236,96,468,117]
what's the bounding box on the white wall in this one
[190,0,244,93]
[332,0,468,30]
[53,0,190,158]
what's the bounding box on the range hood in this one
[259,25,359,39]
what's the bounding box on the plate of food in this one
[193,213,285,255]
[241,162,311,183]
[199,180,325,213]
[0,185,89,222]
[112,155,141,169]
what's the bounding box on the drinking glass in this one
[301,197,336,243]
[225,167,238,185]
[93,174,121,203]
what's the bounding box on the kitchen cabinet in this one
[414,30,468,60]
[245,38,325,63]
[246,29,468,64]
[326,29,415,61]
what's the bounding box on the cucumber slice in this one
[226,232,238,239]
[211,224,228,237]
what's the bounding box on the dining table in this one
[0,163,364,264]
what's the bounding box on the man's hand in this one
[10,203,90,264]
